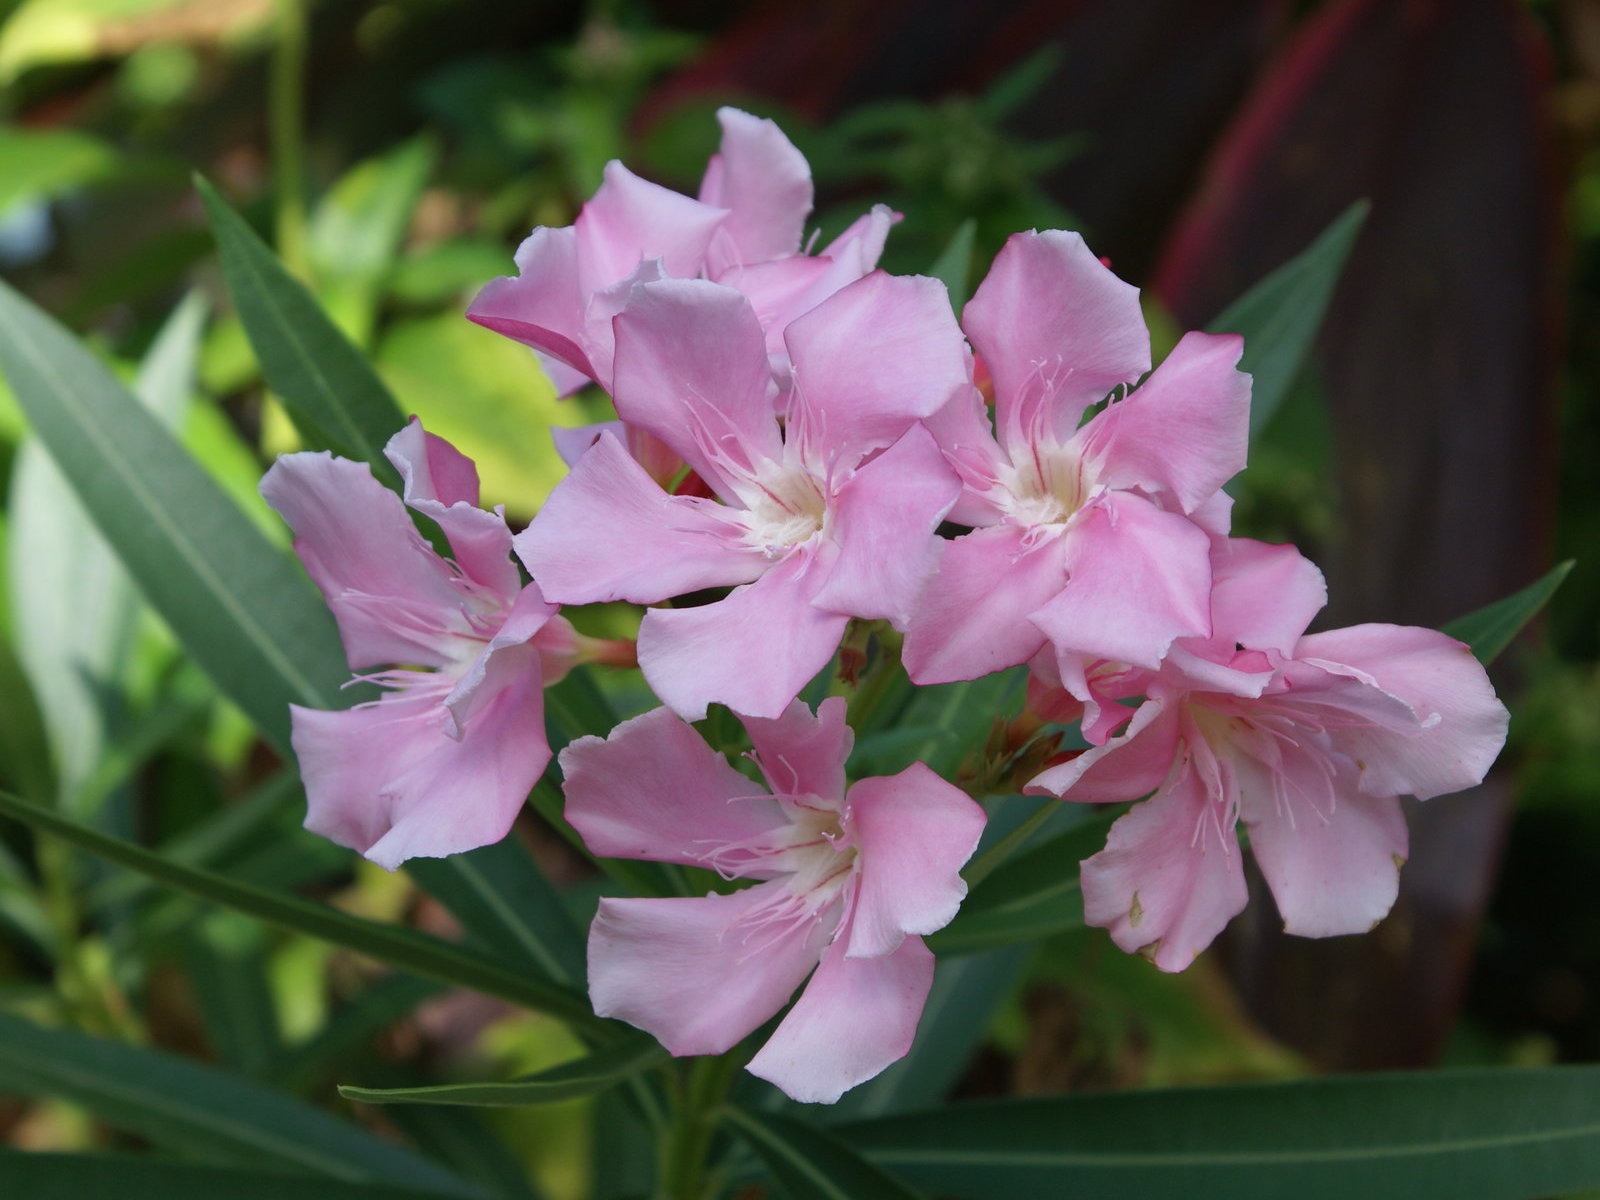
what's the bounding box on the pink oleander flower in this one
[561,698,986,1103]
[1025,538,1509,972]
[517,270,969,720]
[260,419,587,870]
[902,229,1250,687]
[468,106,892,398]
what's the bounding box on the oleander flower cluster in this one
[261,108,1509,1102]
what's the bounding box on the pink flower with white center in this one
[517,270,969,720]
[260,419,587,870]
[1026,539,1509,972]
[561,698,986,1104]
[468,107,892,398]
[902,229,1251,686]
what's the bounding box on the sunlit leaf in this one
[198,176,408,480]
[0,125,115,216]
[6,293,203,807]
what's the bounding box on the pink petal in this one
[573,161,727,294]
[561,706,787,867]
[784,272,973,463]
[611,278,783,503]
[819,204,894,269]
[1078,331,1250,513]
[964,230,1150,450]
[515,431,764,605]
[1209,538,1326,654]
[810,424,960,628]
[260,451,464,670]
[1079,762,1248,972]
[467,226,595,385]
[440,585,559,732]
[1296,623,1509,801]
[1031,492,1212,670]
[637,548,851,721]
[293,661,550,870]
[1025,696,1181,801]
[922,385,1009,527]
[742,696,853,803]
[588,887,833,1057]
[746,931,934,1104]
[901,523,1068,685]
[699,107,811,275]
[1237,746,1409,938]
[537,351,592,398]
[387,419,518,598]
[845,763,986,958]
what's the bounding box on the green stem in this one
[963,798,1058,890]
[659,1053,740,1200]
[270,0,309,278]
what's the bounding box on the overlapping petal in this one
[746,932,934,1104]
[964,230,1150,448]
[637,550,849,721]
[588,889,835,1058]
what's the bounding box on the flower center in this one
[1005,441,1087,526]
[743,469,827,556]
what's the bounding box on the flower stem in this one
[659,1052,740,1199]
[963,797,1059,890]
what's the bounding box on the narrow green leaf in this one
[724,1108,926,1200]
[197,175,407,476]
[340,1036,666,1107]
[408,835,587,987]
[0,279,582,995]
[6,292,204,807]
[0,1012,475,1194]
[0,789,601,1029]
[930,811,1117,956]
[842,1065,1600,1200]
[0,1151,470,1200]
[1442,561,1573,665]
[1209,201,1369,437]
[926,220,977,313]
[0,276,349,754]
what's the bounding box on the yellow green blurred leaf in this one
[0,0,274,82]
[375,314,603,515]
[0,125,116,217]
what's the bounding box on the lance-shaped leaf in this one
[0,276,347,753]
[0,1011,476,1194]
[7,292,205,807]
[339,1036,666,1107]
[0,280,590,995]
[197,176,407,478]
[1205,201,1368,437]
[0,789,600,1029]
[724,1108,926,1200]
[841,1065,1600,1200]
[1442,560,1572,666]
